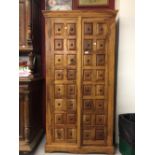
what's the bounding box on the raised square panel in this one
[55,85,65,98]
[67,55,76,66]
[55,99,65,111]
[83,129,94,140]
[96,85,104,96]
[67,85,76,99]
[55,55,64,66]
[84,39,93,51]
[96,23,108,36]
[95,115,105,125]
[83,100,94,111]
[67,99,76,111]
[95,100,105,111]
[67,128,76,140]
[67,114,76,124]
[55,128,65,140]
[96,54,105,66]
[67,70,76,80]
[67,23,76,35]
[95,129,105,140]
[96,70,105,81]
[83,115,92,125]
[55,70,64,80]
[67,39,76,50]
[55,114,65,124]
[83,70,93,81]
[54,23,64,35]
[96,39,105,51]
[83,85,93,96]
[83,55,92,66]
[84,23,93,35]
[54,39,63,50]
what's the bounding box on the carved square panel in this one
[83,55,92,66]
[67,54,76,66]
[95,115,105,125]
[55,85,65,98]
[84,23,93,35]
[67,99,76,111]
[55,70,64,80]
[55,114,65,124]
[67,39,76,50]
[67,114,76,124]
[96,85,104,96]
[55,99,66,111]
[67,70,76,80]
[55,55,64,66]
[83,85,93,96]
[67,23,76,35]
[83,115,92,125]
[96,39,105,51]
[96,70,105,81]
[95,129,105,140]
[54,39,63,50]
[67,85,76,99]
[96,23,108,36]
[55,128,65,140]
[95,100,105,111]
[67,128,76,140]
[83,129,94,140]
[84,39,93,51]
[96,54,105,66]
[83,70,93,81]
[83,100,94,111]
[54,23,64,35]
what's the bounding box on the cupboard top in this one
[42,10,118,18]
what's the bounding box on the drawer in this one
[96,54,105,66]
[83,85,93,96]
[67,85,76,99]
[83,70,93,81]
[67,23,76,36]
[96,39,105,51]
[55,99,66,111]
[67,114,76,124]
[55,85,65,98]
[96,85,104,96]
[95,115,105,125]
[83,129,94,140]
[55,55,64,66]
[67,99,76,111]
[83,114,92,125]
[95,100,105,112]
[55,114,65,124]
[95,129,105,140]
[83,100,94,111]
[54,39,64,50]
[54,23,64,36]
[67,70,76,80]
[67,128,77,140]
[55,70,64,80]
[96,70,105,81]
[84,23,93,35]
[83,54,93,66]
[84,39,93,51]
[55,128,65,140]
[67,54,76,66]
[67,39,76,50]
[96,23,108,36]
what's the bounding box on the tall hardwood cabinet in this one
[43,10,117,154]
[19,0,44,152]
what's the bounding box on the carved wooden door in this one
[82,18,109,145]
[45,18,81,145]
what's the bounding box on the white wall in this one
[115,0,135,143]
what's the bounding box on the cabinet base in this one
[45,144,115,154]
[19,129,44,152]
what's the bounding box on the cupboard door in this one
[82,18,109,145]
[46,18,80,145]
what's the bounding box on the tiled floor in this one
[20,136,121,155]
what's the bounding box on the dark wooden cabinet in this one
[19,78,43,152]
[19,0,44,152]
[43,10,117,154]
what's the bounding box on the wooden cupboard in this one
[43,10,117,154]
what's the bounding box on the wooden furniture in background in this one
[43,10,117,154]
[19,0,44,152]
